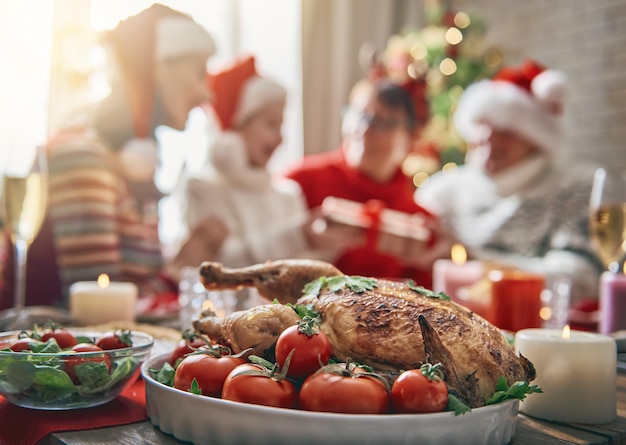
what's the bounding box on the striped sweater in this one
[0,131,175,309]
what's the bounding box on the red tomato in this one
[9,338,44,352]
[174,353,245,397]
[64,343,112,383]
[41,329,78,349]
[96,331,133,350]
[275,325,331,380]
[299,364,390,414]
[391,367,448,414]
[169,338,207,366]
[222,363,298,409]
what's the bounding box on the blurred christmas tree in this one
[379,0,504,185]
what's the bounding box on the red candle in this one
[488,269,545,332]
[599,271,626,335]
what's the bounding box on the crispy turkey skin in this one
[299,279,535,407]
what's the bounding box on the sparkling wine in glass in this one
[0,145,49,329]
[589,167,626,272]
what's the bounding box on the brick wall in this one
[450,0,626,169]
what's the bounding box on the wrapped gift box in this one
[320,196,431,243]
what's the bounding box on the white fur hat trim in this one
[233,76,287,127]
[119,138,159,181]
[532,69,567,107]
[453,71,566,155]
[209,131,248,174]
[156,17,216,60]
[208,130,271,188]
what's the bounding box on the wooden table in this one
[39,369,626,445]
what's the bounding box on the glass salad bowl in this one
[0,328,153,410]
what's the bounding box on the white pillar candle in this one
[515,327,616,424]
[69,274,138,325]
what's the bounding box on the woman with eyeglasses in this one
[282,80,437,287]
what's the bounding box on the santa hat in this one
[206,55,287,130]
[103,4,216,181]
[453,59,567,155]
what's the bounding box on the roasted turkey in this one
[194,260,536,408]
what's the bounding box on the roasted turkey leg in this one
[193,304,300,355]
[199,259,343,305]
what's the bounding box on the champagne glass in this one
[589,167,626,272]
[0,145,62,330]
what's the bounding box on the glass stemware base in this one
[0,305,72,331]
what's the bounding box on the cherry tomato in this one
[96,330,133,350]
[299,363,390,414]
[275,324,331,380]
[9,338,44,352]
[169,332,207,366]
[174,353,245,397]
[41,329,78,349]
[222,363,298,409]
[391,365,448,414]
[64,343,112,383]
[71,343,100,352]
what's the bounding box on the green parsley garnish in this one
[486,376,543,405]
[446,376,541,416]
[303,276,378,296]
[447,393,472,416]
[285,302,319,319]
[150,362,176,387]
[408,280,451,301]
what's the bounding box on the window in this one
[1,0,302,244]
[0,1,53,165]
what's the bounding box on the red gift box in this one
[320,197,431,251]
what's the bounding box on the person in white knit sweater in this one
[172,56,324,278]
[415,60,603,302]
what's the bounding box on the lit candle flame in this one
[451,243,467,265]
[561,324,570,339]
[97,274,110,289]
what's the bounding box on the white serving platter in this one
[142,353,519,445]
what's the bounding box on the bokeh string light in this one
[378,0,503,187]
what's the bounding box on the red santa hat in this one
[453,59,567,155]
[206,55,287,130]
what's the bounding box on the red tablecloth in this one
[0,377,147,445]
